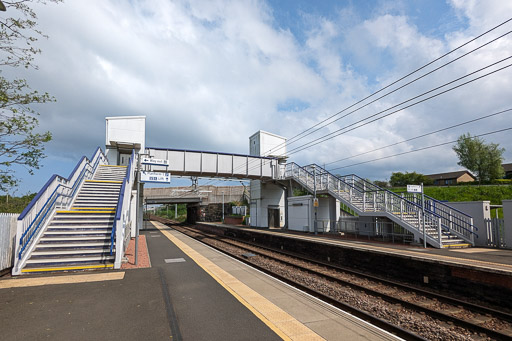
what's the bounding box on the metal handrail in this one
[16,147,108,263]
[284,162,476,246]
[110,149,136,255]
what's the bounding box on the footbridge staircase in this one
[13,148,136,275]
[281,163,476,248]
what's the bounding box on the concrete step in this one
[40,236,110,242]
[50,220,114,225]
[31,249,112,256]
[35,242,112,248]
[44,230,111,235]
[25,255,114,264]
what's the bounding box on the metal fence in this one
[1,213,19,272]
[335,218,414,244]
[484,218,506,248]
[232,206,247,216]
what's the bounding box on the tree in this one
[389,171,433,187]
[0,0,60,192]
[373,180,388,188]
[452,133,504,184]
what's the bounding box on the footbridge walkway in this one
[144,147,278,180]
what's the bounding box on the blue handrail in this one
[110,149,135,255]
[17,147,108,261]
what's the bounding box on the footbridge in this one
[12,116,478,276]
[144,147,278,180]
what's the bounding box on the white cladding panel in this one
[288,196,313,232]
[106,116,145,150]
[185,152,201,172]
[218,154,232,174]
[233,156,246,175]
[202,153,217,173]
[249,130,286,157]
[168,151,184,172]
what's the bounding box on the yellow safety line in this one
[154,221,324,341]
[71,207,116,210]
[20,264,114,274]
[57,210,115,214]
[100,165,127,168]
[442,244,471,248]
[85,180,122,183]
[0,271,123,288]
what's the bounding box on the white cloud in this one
[9,0,512,192]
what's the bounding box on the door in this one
[119,153,131,166]
[268,208,280,228]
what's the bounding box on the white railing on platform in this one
[282,162,476,248]
[13,147,108,275]
[0,213,19,272]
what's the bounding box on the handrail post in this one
[449,209,453,231]
[400,193,404,220]
[384,192,388,212]
[373,192,376,212]
[438,217,442,247]
[470,217,474,245]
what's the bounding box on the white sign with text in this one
[407,184,422,193]
[140,171,171,183]
[141,157,169,166]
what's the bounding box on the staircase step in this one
[36,242,112,248]
[21,263,114,274]
[44,230,111,235]
[31,249,112,256]
[41,236,110,242]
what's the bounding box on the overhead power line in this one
[324,108,512,166]
[254,17,512,158]
[285,58,512,156]
[327,127,512,172]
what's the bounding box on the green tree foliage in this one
[373,180,388,188]
[0,0,61,192]
[452,133,505,184]
[0,192,35,213]
[389,171,433,187]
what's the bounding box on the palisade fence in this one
[484,218,506,248]
[1,213,19,272]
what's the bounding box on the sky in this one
[3,0,512,194]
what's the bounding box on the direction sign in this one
[141,157,169,166]
[140,171,171,183]
[407,184,422,193]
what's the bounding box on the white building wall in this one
[105,116,146,165]
[288,196,313,232]
[446,201,490,246]
[287,196,336,233]
[249,130,286,228]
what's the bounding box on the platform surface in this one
[0,221,399,340]
[201,222,512,275]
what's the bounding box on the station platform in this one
[200,222,512,275]
[0,221,399,340]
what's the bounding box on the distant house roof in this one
[426,170,475,181]
[502,163,512,172]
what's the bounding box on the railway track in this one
[151,217,512,340]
